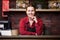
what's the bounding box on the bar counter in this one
[0,35,60,40]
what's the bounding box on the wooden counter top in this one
[0,35,60,39]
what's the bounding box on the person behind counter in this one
[19,4,43,35]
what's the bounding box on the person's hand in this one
[29,16,37,23]
[33,16,37,23]
[35,33,37,36]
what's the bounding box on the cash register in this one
[0,21,12,36]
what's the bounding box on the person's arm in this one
[35,19,43,35]
[31,16,43,35]
[19,19,36,35]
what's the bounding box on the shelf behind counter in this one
[9,9,60,12]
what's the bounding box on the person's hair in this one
[26,4,36,11]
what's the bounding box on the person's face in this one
[26,6,35,18]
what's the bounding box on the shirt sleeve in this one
[19,19,36,35]
[35,18,43,35]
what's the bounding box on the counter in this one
[0,35,60,40]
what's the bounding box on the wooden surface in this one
[0,35,60,39]
[0,35,60,40]
[8,9,60,12]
